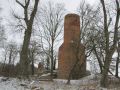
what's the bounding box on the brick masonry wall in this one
[58,14,86,79]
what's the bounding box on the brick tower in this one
[58,14,86,79]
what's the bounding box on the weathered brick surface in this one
[58,14,86,79]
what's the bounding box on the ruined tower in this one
[58,14,86,79]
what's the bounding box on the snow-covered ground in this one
[0,74,120,90]
[0,77,29,90]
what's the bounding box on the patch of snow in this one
[0,75,119,90]
[53,74,100,85]
[0,77,29,90]
[41,73,51,77]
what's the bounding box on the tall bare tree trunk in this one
[100,0,120,87]
[115,41,120,77]
[31,53,34,75]
[100,53,112,87]
[50,40,54,77]
[16,0,40,76]
[20,28,32,76]
[93,47,103,74]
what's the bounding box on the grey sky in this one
[0,0,97,43]
[0,0,97,16]
[51,0,97,12]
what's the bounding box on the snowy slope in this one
[0,75,120,90]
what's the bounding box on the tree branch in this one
[25,0,30,8]
[113,0,120,46]
[30,0,40,23]
[24,0,30,25]
[16,0,25,8]
[100,0,109,51]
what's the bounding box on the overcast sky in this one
[0,0,97,43]
[0,0,97,16]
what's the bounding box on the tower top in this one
[65,13,80,18]
[64,13,80,43]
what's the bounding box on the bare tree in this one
[77,0,105,73]
[115,33,120,77]
[0,41,18,76]
[0,26,6,48]
[77,1,120,80]
[28,40,42,75]
[100,0,120,87]
[15,0,40,76]
[7,42,18,65]
[0,8,6,48]
[37,1,66,77]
